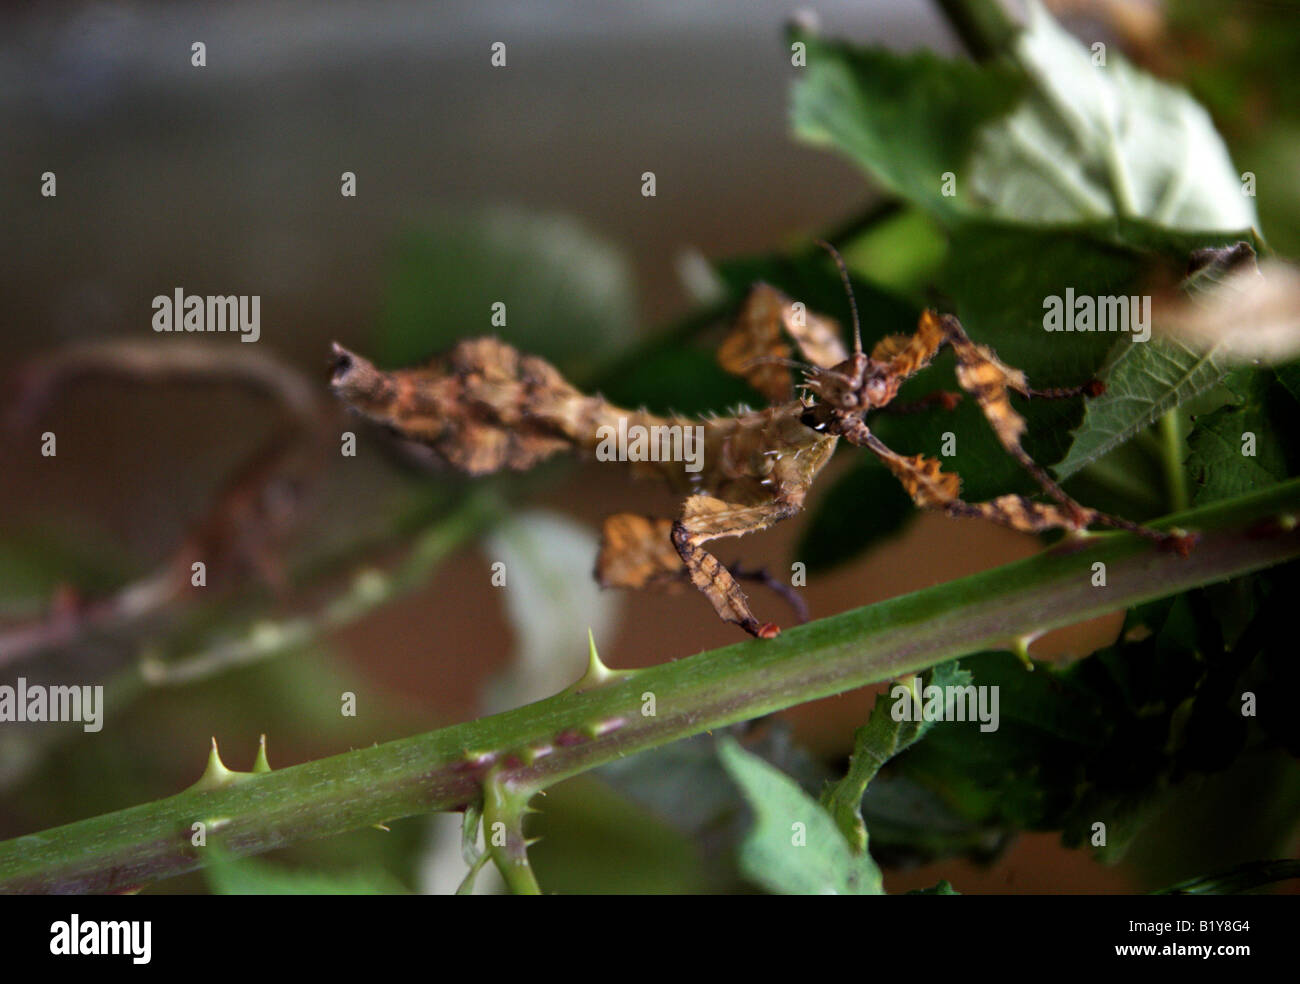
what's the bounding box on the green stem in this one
[933,0,1021,61]
[1077,457,1165,512]
[1154,859,1300,895]
[482,771,542,895]
[1160,410,1191,513]
[2,480,1297,893]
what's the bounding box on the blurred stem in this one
[934,0,1021,61]
[137,492,499,686]
[1154,859,1300,895]
[1160,410,1190,512]
[1,480,1298,893]
[1077,457,1165,512]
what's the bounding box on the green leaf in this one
[791,33,1024,222]
[203,847,407,895]
[796,459,915,572]
[788,3,1262,509]
[858,774,1009,866]
[892,579,1296,861]
[939,221,1261,490]
[717,737,883,895]
[1185,372,1291,504]
[968,1,1257,232]
[1054,338,1228,482]
[911,223,1144,499]
[821,660,970,853]
[793,2,1257,235]
[843,207,949,297]
[525,775,711,894]
[598,728,832,841]
[1276,361,1300,404]
[909,880,961,895]
[1053,244,1268,483]
[454,802,492,895]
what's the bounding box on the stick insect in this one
[330,244,1194,638]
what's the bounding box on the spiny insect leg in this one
[933,314,1193,551]
[670,494,803,638]
[842,417,1194,553]
[595,513,811,624]
[840,418,1093,535]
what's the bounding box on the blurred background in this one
[1,0,1297,893]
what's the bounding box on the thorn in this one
[565,630,636,694]
[189,737,237,792]
[252,734,272,773]
[1010,635,1036,671]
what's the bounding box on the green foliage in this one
[966,2,1255,231]
[1185,371,1297,505]
[1154,859,1300,896]
[892,571,1300,864]
[778,0,1270,544]
[792,36,1023,222]
[910,880,960,895]
[718,737,883,895]
[204,847,407,895]
[821,660,970,853]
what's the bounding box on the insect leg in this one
[840,418,1089,530]
[840,417,1194,552]
[931,314,1194,552]
[670,494,803,638]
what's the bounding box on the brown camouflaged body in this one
[330,282,1192,638]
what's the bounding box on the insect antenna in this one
[814,238,862,357]
[739,355,812,373]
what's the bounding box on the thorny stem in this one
[0,480,1297,893]
[482,771,542,896]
